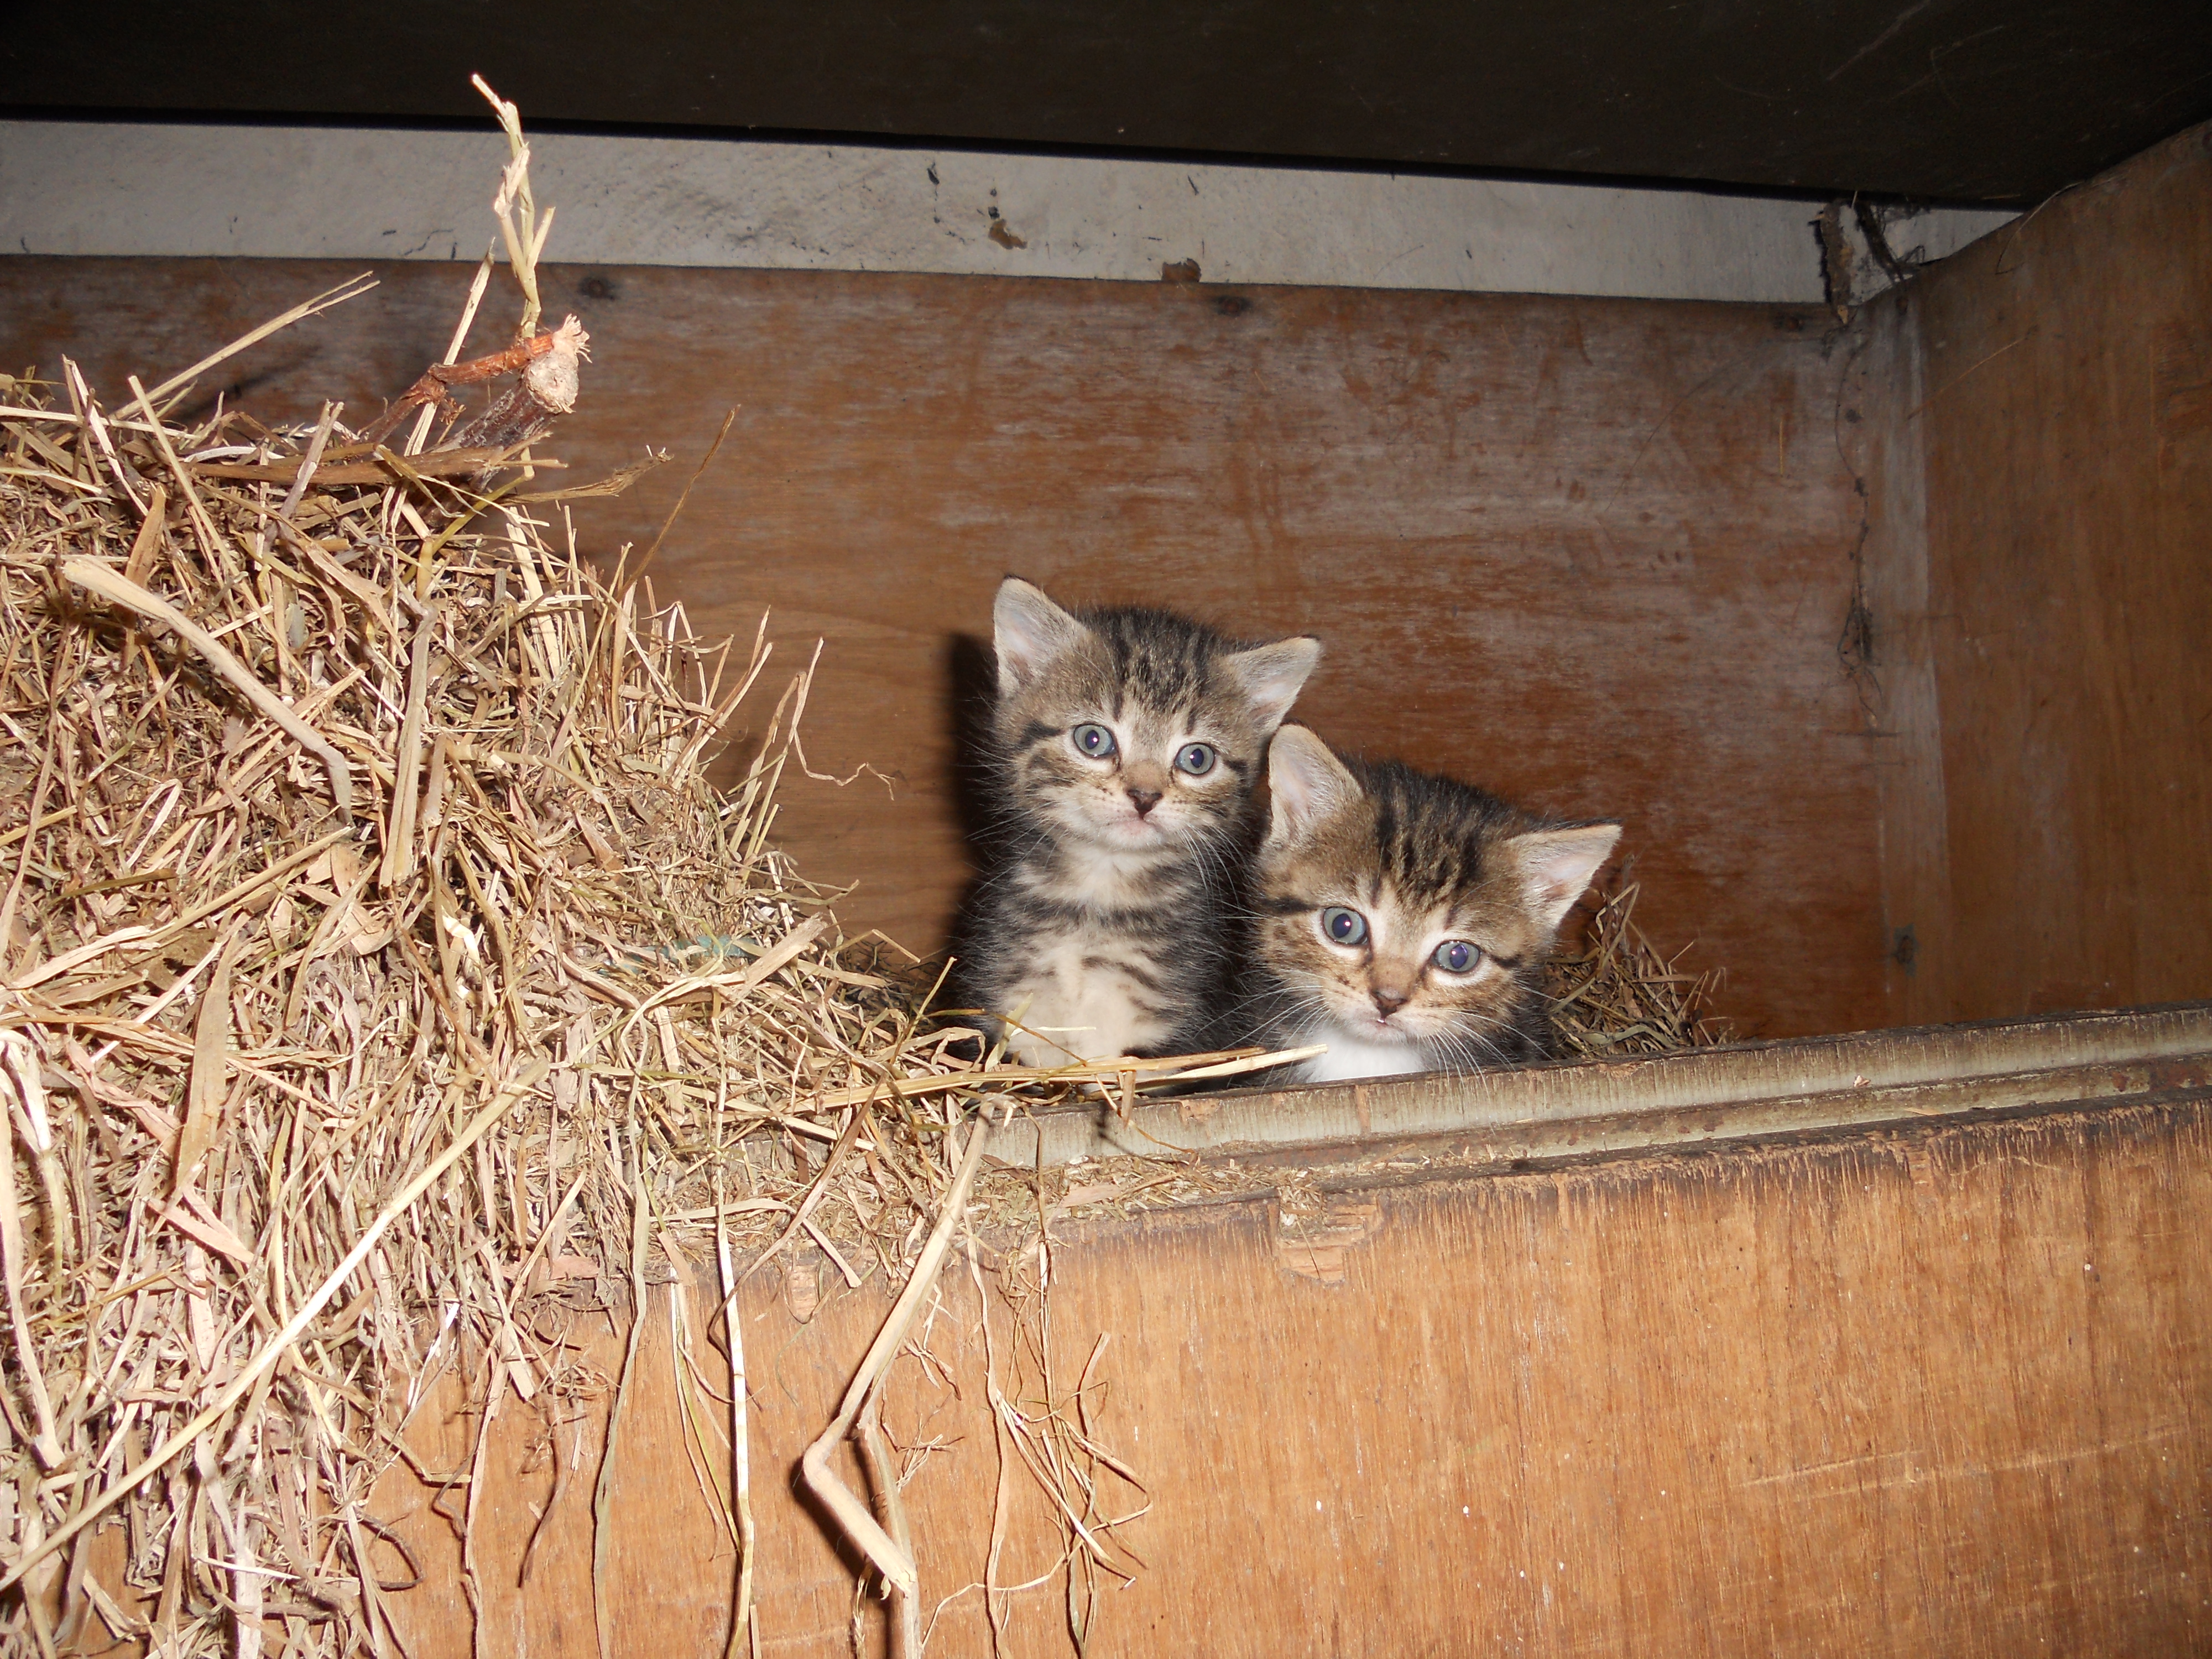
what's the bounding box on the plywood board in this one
[368,1084,2212,1657]
[1913,123,2212,1020]
[1849,289,1959,1028]
[0,258,1885,1038]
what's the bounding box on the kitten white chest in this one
[994,849,1188,1066]
[1000,932,1173,1067]
[1026,844,1173,910]
[1300,1027,1432,1084]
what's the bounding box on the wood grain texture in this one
[0,257,1886,1039]
[1850,291,1959,1027]
[1913,122,2212,1021]
[369,1091,2212,1657]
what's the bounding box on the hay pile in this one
[0,360,946,1650]
[0,326,1175,1655]
[0,90,1730,1658]
[0,102,1209,1657]
[1545,880,1734,1058]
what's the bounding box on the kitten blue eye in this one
[1174,742,1217,776]
[1319,907,1368,947]
[1432,940,1481,974]
[1071,723,1117,759]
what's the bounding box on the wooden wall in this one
[1887,122,2212,1023]
[15,117,2200,1046]
[0,260,1886,1040]
[367,1093,2212,1657]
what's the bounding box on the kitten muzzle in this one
[1348,1010,1419,1042]
[1102,808,1167,844]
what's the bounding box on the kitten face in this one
[992,578,1320,863]
[1254,726,1619,1080]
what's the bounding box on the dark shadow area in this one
[930,628,999,1054]
[940,629,1000,863]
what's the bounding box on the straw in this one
[1544,879,1735,1057]
[0,97,1177,1654]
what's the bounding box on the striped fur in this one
[957,578,1318,1066]
[1224,725,1619,1084]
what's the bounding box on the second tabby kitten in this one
[1229,726,1619,1084]
[961,578,1319,1067]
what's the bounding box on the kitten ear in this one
[1265,725,1361,850]
[993,578,1088,696]
[1225,635,1322,732]
[1507,823,1623,932]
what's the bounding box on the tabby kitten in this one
[1233,725,1619,1084]
[961,578,1320,1068]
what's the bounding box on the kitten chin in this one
[1228,724,1620,1086]
[1300,1029,1433,1084]
[954,578,1321,1068]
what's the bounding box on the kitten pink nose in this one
[1126,787,1162,817]
[1371,985,1410,1014]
